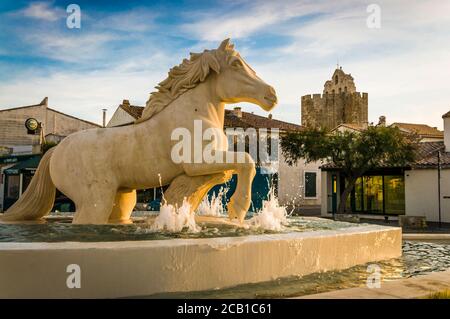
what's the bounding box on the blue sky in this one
[0,0,449,128]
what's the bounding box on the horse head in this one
[213,38,278,111]
[137,38,278,123]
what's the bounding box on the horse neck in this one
[172,81,226,128]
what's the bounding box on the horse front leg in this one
[164,172,233,213]
[182,151,256,222]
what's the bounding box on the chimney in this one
[102,109,107,128]
[378,115,386,127]
[122,99,130,106]
[233,106,242,118]
[443,110,450,152]
[268,114,273,119]
[40,97,48,107]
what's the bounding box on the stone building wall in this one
[301,92,368,129]
[301,68,368,130]
[0,98,100,154]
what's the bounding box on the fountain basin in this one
[0,223,401,298]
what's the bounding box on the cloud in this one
[0,48,180,124]
[23,31,117,63]
[20,2,64,21]
[0,0,449,130]
[180,0,335,41]
[0,69,155,124]
[93,8,157,32]
[279,0,450,57]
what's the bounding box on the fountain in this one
[0,39,401,298]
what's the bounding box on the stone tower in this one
[301,67,368,130]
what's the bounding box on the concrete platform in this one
[0,224,401,298]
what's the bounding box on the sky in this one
[0,0,449,128]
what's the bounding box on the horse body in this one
[0,38,277,224]
[49,82,226,223]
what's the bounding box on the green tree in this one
[42,141,57,154]
[281,126,418,215]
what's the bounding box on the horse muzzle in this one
[262,86,278,110]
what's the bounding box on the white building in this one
[321,111,450,223]
[0,98,101,212]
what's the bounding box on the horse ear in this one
[218,38,232,51]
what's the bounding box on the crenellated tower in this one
[301,67,368,130]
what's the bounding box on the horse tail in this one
[0,148,56,222]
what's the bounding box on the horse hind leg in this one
[72,189,116,224]
[164,171,232,213]
[108,189,136,224]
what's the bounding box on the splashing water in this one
[197,187,228,217]
[247,186,288,231]
[144,174,288,232]
[149,198,200,233]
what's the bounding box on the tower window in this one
[335,75,338,84]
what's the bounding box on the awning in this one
[0,154,36,165]
[4,155,41,175]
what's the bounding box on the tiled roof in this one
[390,122,443,138]
[224,110,303,132]
[119,100,144,119]
[331,123,365,132]
[443,111,450,118]
[118,102,303,132]
[413,142,450,168]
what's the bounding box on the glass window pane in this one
[354,177,363,211]
[304,172,317,197]
[364,176,383,213]
[345,177,363,212]
[7,175,20,198]
[384,175,405,215]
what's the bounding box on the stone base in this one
[399,216,427,228]
[0,224,401,298]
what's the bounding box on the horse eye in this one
[231,59,243,68]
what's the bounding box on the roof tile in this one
[391,122,443,138]
[119,103,303,132]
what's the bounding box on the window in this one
[335,75,338,84]
[6,175,20,198]
[304,171,317,198]
[346,174,405,215]
[384,176,405,214]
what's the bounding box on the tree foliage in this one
[281,126,418,214]
[42,141,57,154]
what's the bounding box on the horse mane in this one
[135,39,236,124]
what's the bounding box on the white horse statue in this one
[0,39,277,224]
